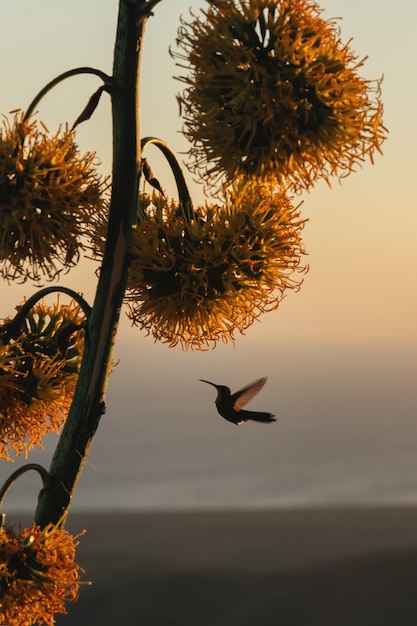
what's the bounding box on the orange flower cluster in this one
[100,182,307,349]
[0,299,85,460]
[0,521,87,626]
[0,112,107,283]
[0,2,388,356]
[173,0,387,190]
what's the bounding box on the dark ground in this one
[27,507,417,625]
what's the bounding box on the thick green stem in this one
[34,1,147,527]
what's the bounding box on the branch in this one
[141,136,195,220]
[23,67,114,122]
[0,286,91,343]
[0,464,51,511]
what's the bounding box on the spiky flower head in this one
[0,521,87,626]
[0,111,107,283]
[173,0,387,190]
[95,182,307,350]
[0,299,85,460]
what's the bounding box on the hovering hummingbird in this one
[200,377,276,426]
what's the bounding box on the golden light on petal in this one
[173,0,387,190]
[0,111,107,283]
[0,299,85,460]
[111,183,308,350]
[0,522,87,626]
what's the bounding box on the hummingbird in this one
[200,377,276,426]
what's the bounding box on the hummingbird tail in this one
[240,410,277,423]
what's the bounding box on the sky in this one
[1,0,415,346]
[1,1,416,511]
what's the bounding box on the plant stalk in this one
[34,0,147,527]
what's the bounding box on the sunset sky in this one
[1,1,416,510]
[1,0,415,346]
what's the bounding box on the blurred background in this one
[1,0,416,514]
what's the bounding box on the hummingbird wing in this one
[232,378,268,412]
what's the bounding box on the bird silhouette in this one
[200,377,276,426]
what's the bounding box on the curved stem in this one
[0,464,51,510]
[0,286,91,343]
[23,67,114,122]
[141,136,195,220]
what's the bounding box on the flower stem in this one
[23,67,114,122]
[141,136,195,219]
[0,287,91,343]
[34,0,147,527]
[0,464,51,511]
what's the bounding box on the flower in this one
[0,111,107,283]
[0,299,85,460]
[173,0,387,190]
[109,183,307,350]
[0,521,87,626]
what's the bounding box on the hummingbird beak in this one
[199,379,218,388]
